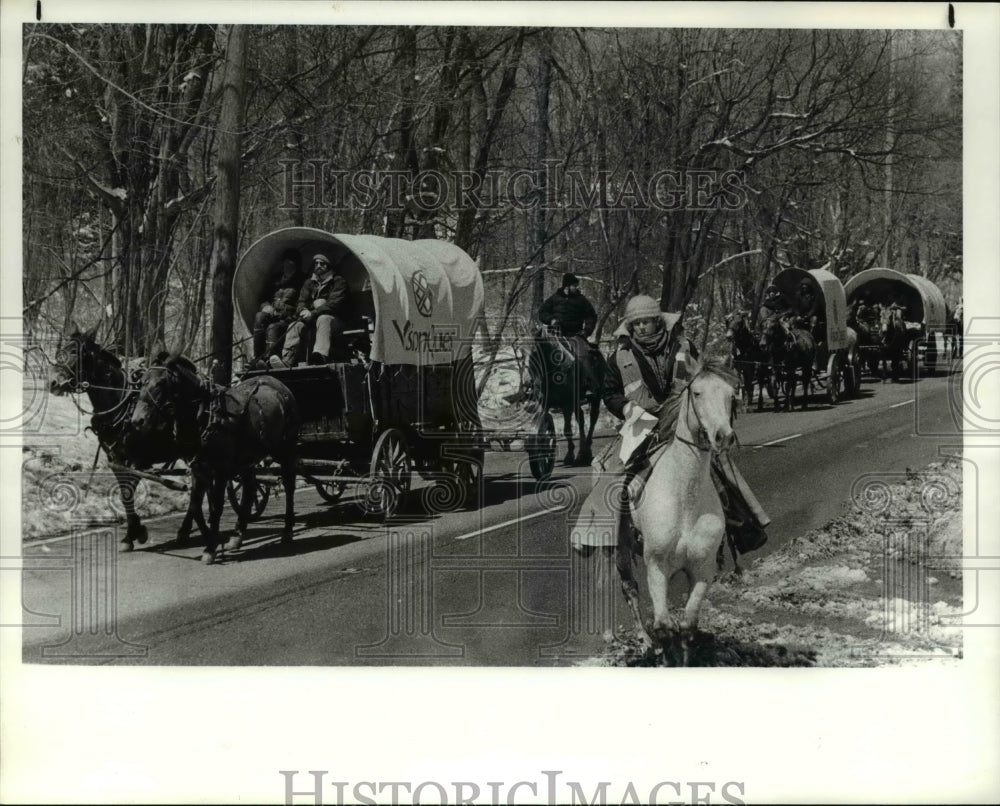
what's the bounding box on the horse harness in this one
[54,342,140,463]
[202,377,282,447]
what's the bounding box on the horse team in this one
[50,329,300,564]
[725,299,925,412]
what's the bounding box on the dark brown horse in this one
[130,354,300,564]
[878,305,911,382]
[527,328,606,466]
[759,315,815,411]
[848,301,882,375]
[48,328,208,551]
[724,311,769,411]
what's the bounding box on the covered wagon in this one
[769,265,859,400]
[234,227,485,518]
[844,268,947,376]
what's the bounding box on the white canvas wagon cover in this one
[844,268,947,331]
[771,266,849,350]
[234,228,484,365]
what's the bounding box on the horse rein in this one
[673,372,735,454]
[52,346,136,421]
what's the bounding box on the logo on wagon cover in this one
[412,271,433,317]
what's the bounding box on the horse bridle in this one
[52,339,135,420]
[138,363,220,442]
[673,371,736,453]
[136,365,181,423]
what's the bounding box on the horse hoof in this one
[225,535,243,552]
[135,526,149,546]
[201,550,216,565]
[119,541,134,553]
[176,530,190,544]
[281,531,293,545]
[562,455,576,466]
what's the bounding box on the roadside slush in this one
[602,456,963,667]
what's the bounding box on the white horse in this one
[616,359,738,665]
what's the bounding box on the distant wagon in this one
[233,228,485,520]
[844,268,948,376]
[769,265,860,401]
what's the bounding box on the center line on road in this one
[890,399,915,408]
[760,433,802,447]
[454,506,565,541]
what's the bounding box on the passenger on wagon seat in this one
[571,294,771,557]
[759,284,790,323]
[280,253,350,366]
[252,248,303,369]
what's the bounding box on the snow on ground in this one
[597,457,964,668]
[20,386,193,540]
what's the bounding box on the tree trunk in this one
[529,41,552,318]
[282,27,305,228]
[883,32,895,267]
[209,26,248,385]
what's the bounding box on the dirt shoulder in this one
[601,456,964,667]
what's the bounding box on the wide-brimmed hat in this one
[562,272,580,288]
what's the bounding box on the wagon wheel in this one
[365,428,411,521]
[227,472,271,521]
[314,480,347,503]
[826,352,842,404]
[448,421,485,510]
[528,412,556,480]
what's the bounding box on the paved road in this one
[21,366,963,665]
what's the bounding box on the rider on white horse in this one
[572,294,770,556]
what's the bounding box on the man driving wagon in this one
[279,252,353,366]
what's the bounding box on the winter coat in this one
[538,289,597,336]
[296,272,348,319]
[603,335,699,419]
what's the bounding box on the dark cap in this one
[562,273,580,288]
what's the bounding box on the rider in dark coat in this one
[538,273,597,338]
[534,273,602,396]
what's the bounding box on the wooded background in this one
[22,25,961,364]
